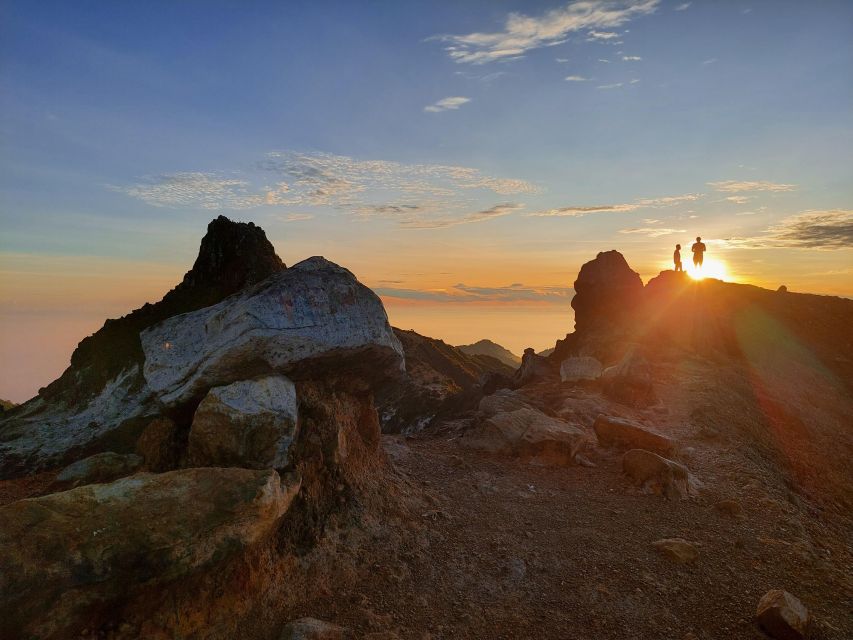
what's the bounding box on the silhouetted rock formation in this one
[457,339,521,367]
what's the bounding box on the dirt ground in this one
[279,363,853,640]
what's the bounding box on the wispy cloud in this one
[431,0,660,64]
[722,210,853,250]
[674,2,691,10]
[702,58,717,65]
[622,55,642,61]
[527,193,701,217]
[114,151,537,230]
[708,180,797,193]
[278,213,314,223]
[565,74,589,81]
[376,282,574,304]
[619,226,686,237]
[597,82,624,89]
[424,96,471,113]
[587,30,620,41]
[724,195,752,204]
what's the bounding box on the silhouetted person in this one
[692,236,706,268]
[673,244,683,272]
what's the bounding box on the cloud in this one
[376,282,574,304]
[431,0,660,64]
[109,173,264,210]
[527,193,701,217]
[708,180,796,193]
[722,210,853,250]
[424,96,471,113]
[622,55,642,61]
[598,58,611,63]
[565,75,589,81]
[674,2,691,10]
[587,30,620,41]
[597,82,623,89]
[115,151,537,230]
[702,58,717,64]
[630,78,641,83]
[619,227,686,237]
[278,213,314,222]
[725,195,753,204]
[556,57,570,63]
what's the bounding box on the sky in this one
[1,0,852,403]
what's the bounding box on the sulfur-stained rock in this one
[622,448,699,500]
[594,415,676,456]
[755,589,811,640]
[188,376,299,470]
[51,451,143,490]
[0,467,299,639]
[141,256,404,407]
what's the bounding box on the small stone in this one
[281,617,351,640]
[755,590,810,640]
[652,538,699,564]
[715,499,744,518]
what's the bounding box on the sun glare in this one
[687,258,728,281]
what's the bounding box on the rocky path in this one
[288,428,852,640]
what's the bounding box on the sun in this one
[686,258,728,281]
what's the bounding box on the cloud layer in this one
[527,193,701,217]
[424,96,471,112]
[375,282,574,304]
[723,210,852,250]
[432,0,659,64]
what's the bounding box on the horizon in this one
[2,0,852,403]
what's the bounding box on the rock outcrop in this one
[601,347,656,407]
[134,416,179,471]
[141,257,403,408]
[560,356,603,383]
[514,347,555,386]
[0,216,286,478]
[0,468,299,639]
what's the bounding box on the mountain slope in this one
[458,339,522,368]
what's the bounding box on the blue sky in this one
[1,0,852,401]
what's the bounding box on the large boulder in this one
[141,257,404,407]
[593,415,676,456]
[513,348,555,386]
[51,451,143,490]
[755,590,811,640]
[188,376,299,469]
[0,467,299,639]
[570,250,643,335]
[461,391,589,465]
[135,416,180,471]
[0,216,286,478]
[622,449,698,500]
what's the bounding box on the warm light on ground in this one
[687,258,728,281]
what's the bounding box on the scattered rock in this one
[755,589,810,640]
[281,617,352,640]
[135,416,179,471]
[188,376,299,470]
[602,347,657,407]
[594,415,676,455]
[560,356,603,382]
[513,348,554,386]
[715,499,744,518]
[652,538,699,564]
[141,256,404,408]
[461,393,588,466]
[51,451,143,490]
[622,449,698,500]
[0,467,299,639]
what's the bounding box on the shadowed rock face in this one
[570,250,643,335]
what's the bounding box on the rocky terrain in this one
[1,225,851,640]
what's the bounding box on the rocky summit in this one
[1,221,852,639]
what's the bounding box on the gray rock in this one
[622,449,699,500]
[52,451,144,490]
[560,356,603,382]
[188,375,298,469]
[141,257,404,407]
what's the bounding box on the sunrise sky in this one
[2,0,852,402]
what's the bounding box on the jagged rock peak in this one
[177,215,285,293]
[571,250,643,333]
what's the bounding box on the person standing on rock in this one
[691,237,706,270]
[673,244,683,272]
